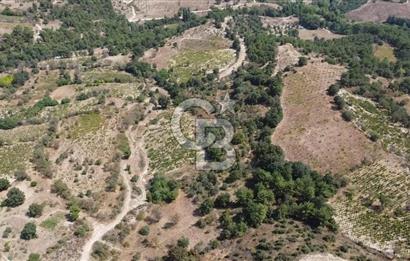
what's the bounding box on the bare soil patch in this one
[347,1,410,22]
[271,57,383,174]
[273,43,301,75]
[298,28,344,41]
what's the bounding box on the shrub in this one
[51,180,71,199]
[215,193,230,208]
[27,203,44,218]
[0,178,10,191]
[28,253,41,261]
[138,225,150,236]
[327,84,340,96]
[342,110,353,121]
[198,198,214,216]
[20,222,37,240]
[147,175,178,203]
[68,204,80,221]
[2,187,25,207]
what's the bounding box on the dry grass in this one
[347,1,410,22]
[373,43,397,63]
[271,57,382,174]
[298,28,344,41]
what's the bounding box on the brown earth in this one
[271,57,383,174]
[347,1,410,22]
[298,28,345,41]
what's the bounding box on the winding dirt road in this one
[219,37,246,79]
[80,125,149,261]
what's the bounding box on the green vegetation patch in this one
[333,161,410,256]
[0,75,13,87]
[40,212,65,230]
[83,69,135,84]
[169,49,234,83]
[0,143,32,174]
[340,90,410,156]
[69,111,104,139]
[373,43,397,63]
[144,111,195,174]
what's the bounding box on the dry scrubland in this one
[373,43,397,63]
[0,49,155,260]
[272,57,382,174]
[347,1,410,22]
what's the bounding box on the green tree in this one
[20,222,37,240]
[0,178,10,191]
[198,198,214,216]
[214,193,230,208]
[2,187,25,207]
[27,203,44,218]
[68,204,80,221]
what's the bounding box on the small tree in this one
[215,193,230,208]
[68,204,80,221]
[298,56,308,67]
[20,222,37,240]
[27,203,44,218]
[0,178,10,191]
[2,187,25,207]
[138,225,150,236]
[198,198,214,216]
[158,95,170,109]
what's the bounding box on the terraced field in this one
[332,158,410,258]
[340,90,410,157]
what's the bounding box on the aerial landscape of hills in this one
[0,0,409,260]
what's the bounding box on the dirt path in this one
[219,37,246,79]
[79,121,150,261]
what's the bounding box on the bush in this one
[68,204,80,221]
[2,187,25,207]
[28,253,41,261]
[342,110,353,121]
[0,178,10,191]
[147,175,178,203]
[334,95,345,110]
[27,203,44,218]
[198,198,214,216]
[298,56,308,67]
[214,193,230,208]
[51,180,71,199]
[138,225,150,236]
[20,222,37,240]
[327,84,340,96]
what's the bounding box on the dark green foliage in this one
[0,178,10,191]
[342,110,353,121]
[245,33,277,64]
[334,95,345,110]
[20,222,37,240]
[198,198,214,216]
[327,84,340,96]
[138,225,150,236]
[147,175,178,203]
[214,193,230,208]
[2,187,25,207]
[27,203,44,218]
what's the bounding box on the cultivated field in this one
[347,1,410,22]
[332,156,410,258]
[273,43,301,75]
[271,57,382,174]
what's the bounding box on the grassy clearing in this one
[144,111,195,174]
[0,143,32,175]
[69,111,104,139]
[340,90,410,157]
[0,74,13,87]
[40,212,65,230]
[83,69,135,84]
[169,49,235,83]
[333,160,410,257]
[373,43,397,63]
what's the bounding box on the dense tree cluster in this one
[147,175,179,203]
